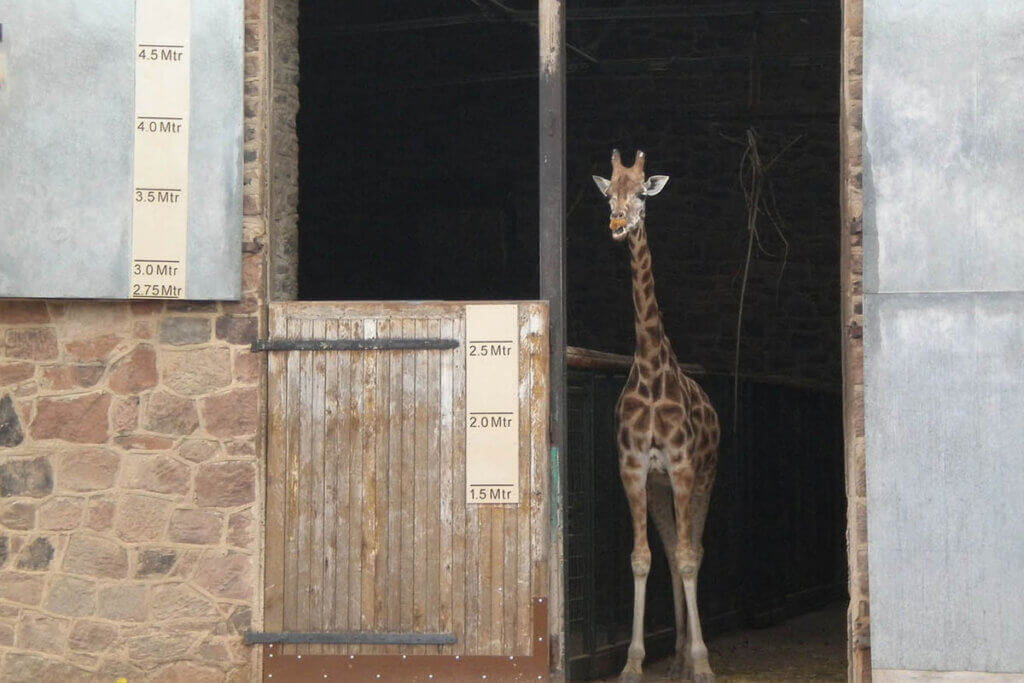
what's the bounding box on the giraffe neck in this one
[626,217,670,368]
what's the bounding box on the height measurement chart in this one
[465,305,521,504]
[130,0,191,299]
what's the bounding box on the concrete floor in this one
[600,603,847,682]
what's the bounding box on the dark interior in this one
[298,1,845,678]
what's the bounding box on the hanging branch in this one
[727,127,801,434]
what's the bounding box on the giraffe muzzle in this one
[610,218,629,240]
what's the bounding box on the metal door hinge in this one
[251,338,460,352]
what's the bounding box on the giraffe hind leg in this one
[671,466,715,682]
[648,480,688,678]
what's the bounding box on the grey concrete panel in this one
[0,1,134,299]
[863,2,1024,294]
[186,0,243,300]
[864,292,1024,672]
[0,1,242,300]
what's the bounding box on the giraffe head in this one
[592,149,669,241]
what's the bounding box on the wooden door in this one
[258,302,549,680]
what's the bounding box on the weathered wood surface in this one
[264,301,549,657]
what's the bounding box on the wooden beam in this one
[538,0,566,676]
[316,2,837,36]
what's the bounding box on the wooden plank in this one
[516,306,533,655]
[322,318,341,655]
[452,314,468,656]
[478,505,492,655]
[373,318,391,654]
[282,316,300,656]
[400,319,416,633]
[347,321,365,640]
[464,322,480,655]
[529,304,551,600]
[360,319,379,639]
[504,464,518,655]
[426,317,442,653]
[309,318,327,655]
[491,505,504,654]
[412,317,429,655]
[296,317,314,656]
[264,307,289,634]
[333,320,353,643]
[438,317,455,655]
[387,319,404,636]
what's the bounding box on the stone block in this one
[0,301,50,324]
[0,363,35,387]
[201,388,258,437]
[4,652,90,682]
[151,661,224,683]
[123,455,190,496]
[16,537,54,570]
[45,574,96,617]
[54,448,119,492]
[0,456,53,497]
[194,550,252,600]
[195,461,255,507]
[0,501,36,530]
[111,396,140,433]
[0,571,44,604]
[168,509,223,545]
[63,333,121,362]
[75,363,105,388]
[115,494,173,543]
[40,365,78,391]
[97,583,147,622]
[136,548,177,578]
[67,619,117,652]
[143,392,200,435]
[0,622,13,646]
[31,393,111,443]
[127,632,195,661]
[160,317,212,346]
[0,394,25,447]
[232,348,260,383]
[0,535,7,566]
[114,434,175,451]
[38,497,84,530]
[227,510,254,548]
[16,610,69,654]
[108,344,158,394]
[150,583,218,620]
[63,534,128,579]
[5,328,58,361]
[84,497,116,532]
[215,315,258,345]
[159,348,233,396]
[179,439,220,463]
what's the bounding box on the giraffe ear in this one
[592,175,611,196]
[642,175,669,197]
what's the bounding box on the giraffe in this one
[592,149,721,682]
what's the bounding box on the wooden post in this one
[538,0,567,677]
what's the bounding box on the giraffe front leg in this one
[672,471,714,682]
[620,468,650,683]
[649,483,688,679]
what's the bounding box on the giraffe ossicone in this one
[594,149,721,683]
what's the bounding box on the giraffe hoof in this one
[619,673,643,683]
[666,658,688,680]
[692,673,715,683]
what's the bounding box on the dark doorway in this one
[298,1,540,301]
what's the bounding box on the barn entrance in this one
[268,0,848,680]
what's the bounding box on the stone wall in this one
[0,0,269,679]
[840,0,868,680]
